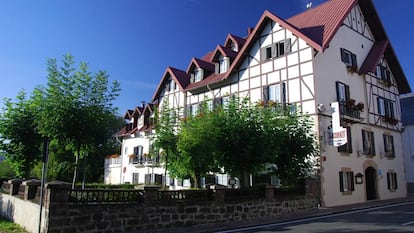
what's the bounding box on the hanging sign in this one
[331,102,347,147]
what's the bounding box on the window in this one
[191,68,203,82]
[340,48,357,68]
[218,55,229,73]
[383,134,395,158]
[336,82,350,103]
[339,171,354,192]
[130,145,143,164]
[362,130,375,156]
[231,42,238,52]
[213,95,233,109]
[376,65,391,83]
[132,173,139,184]
[377,97,394,118]
[261,39,291,61]
[263,83,286,104]
[338,127,352,153]
[190,103,199,116]
[387,172,398,190]
[170,79,176,91]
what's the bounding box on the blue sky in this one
[0,0,412,115]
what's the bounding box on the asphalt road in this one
[213,202,414,233]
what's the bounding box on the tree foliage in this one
[0,91,43,177]
[33,54,121,187]
[0,54,121,183]
[155,97,318,188]
[176,103,221,188]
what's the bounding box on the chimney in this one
[141,101,146,108]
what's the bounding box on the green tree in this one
[176,103,221,188]
[214,98,271,188]
[0,91,43,178]
[0,159,16,178]
[153,102,180,186]
[33,54,121,187]
[259,103,317,185]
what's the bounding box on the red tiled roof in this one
[132,106,144,117]
[151,66,190,102]
[224,34,246,50]
[359,40,388,74]
[114,126,138,137]
[123,109,133,119]
[151,0,410,102]
[211,45,238,61]
[187,57,215,73]
[185,73,227,91]
[287,0,357,51]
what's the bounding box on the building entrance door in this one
[365,167,377,200]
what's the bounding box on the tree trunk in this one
[72,144,81,189]
[241,171,250,188]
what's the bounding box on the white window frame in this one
[194,68,203,82]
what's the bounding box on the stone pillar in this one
[44,181,71,232]
[44,181,71,210]
[22,179,41,200]
[210,185,225,203]
[8,178,22,196]
[305,177,321,199]
[265,185,275,201]
[144,185,160,204]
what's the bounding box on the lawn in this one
[0,217,28,233]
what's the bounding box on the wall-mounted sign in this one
[355,173,364,184]
[331,102,347,147]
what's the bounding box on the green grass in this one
[0,217,28,233]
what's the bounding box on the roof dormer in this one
[224,34,246,53]
[211,46,237,74]
[151,67,190,103]
[186,58,215,83]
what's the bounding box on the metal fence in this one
[68,189,145,205]
[158,189,214,203]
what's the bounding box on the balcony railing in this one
[339,100,363,122]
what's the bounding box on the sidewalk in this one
[153,194,414,233]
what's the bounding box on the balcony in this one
[339,100,364,123]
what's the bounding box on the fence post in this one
[144,185,160,204]
[22,179,41,200]
[210,185,225,202]
[8,178,22,196]
[265,185,275,201]
[305,177,321,199]
[42,181,71,232]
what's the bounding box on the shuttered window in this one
[261,39,291,61]
[339,171,354,192]
[387,172,398,190]
[340,48,357,68]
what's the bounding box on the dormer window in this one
[192,68,203,82]
[218,55,229,74]
[170,78,176,91]
[231,42,238,52]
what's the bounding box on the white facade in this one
[401,94,414,193]
[105,0,411,206]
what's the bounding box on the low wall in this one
[1,180,320,233]
[0,193,46,233]
[48,198,318,233]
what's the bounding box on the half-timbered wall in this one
[186,21,316,118]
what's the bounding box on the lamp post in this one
[38,138,49,233]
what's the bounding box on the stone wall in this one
[47,198,318,233]
[1,180,319,233]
